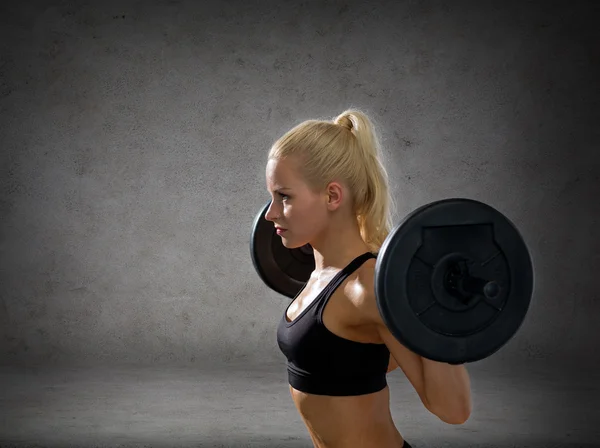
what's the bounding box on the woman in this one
[265,109,472,448]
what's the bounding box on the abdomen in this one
[289,385,404,447]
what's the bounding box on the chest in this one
[284,283,382,344]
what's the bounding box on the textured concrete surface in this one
[0,0,599,404]
[0,361,598,447]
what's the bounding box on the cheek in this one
[287,201,324,229]
[302,208,324,229]
[287,207,307,227]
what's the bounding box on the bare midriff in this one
[289,384,406,448]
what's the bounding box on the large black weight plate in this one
[375,198,534,364]
[250,201,315,298]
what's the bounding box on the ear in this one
[325,181,344,211]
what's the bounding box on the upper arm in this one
[354,264,431,409]
[377,322,430,409]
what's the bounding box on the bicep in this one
[355,267,432,409]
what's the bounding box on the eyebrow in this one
[270,187,291,193]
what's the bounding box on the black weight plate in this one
[250,201,315,298]
[375,198,534,364]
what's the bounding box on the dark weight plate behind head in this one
[250,201,315,298]
[375,198,534,364]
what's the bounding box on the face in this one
[265,157,330,249]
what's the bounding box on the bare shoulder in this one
[344,258,386,327]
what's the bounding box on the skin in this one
[265,156,473,448]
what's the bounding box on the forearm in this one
[379,328,472,424]
[422,358,472,424]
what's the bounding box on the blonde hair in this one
[268,109,396,253]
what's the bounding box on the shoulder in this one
[344,258,386,328]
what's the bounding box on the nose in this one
[264,200,278,222]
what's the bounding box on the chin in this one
[280,238,302,250]
[281,239,294,248]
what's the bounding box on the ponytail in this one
[333,110,395,252]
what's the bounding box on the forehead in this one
[265,158,302,190]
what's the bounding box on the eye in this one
[279,193,289,200]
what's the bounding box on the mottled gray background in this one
[1,0,599,447]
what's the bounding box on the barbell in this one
[250,198,534,364]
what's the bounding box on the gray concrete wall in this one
[1,0,598,368]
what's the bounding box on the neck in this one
[309,219,372,277]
